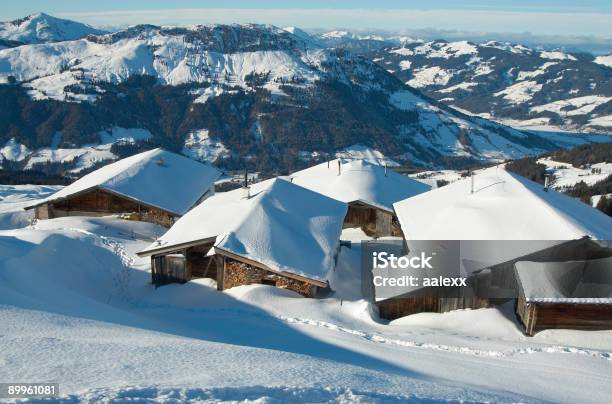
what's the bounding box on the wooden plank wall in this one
[344,203,399,237]
[517,298,612,336]
[48,189,177,227]
[151,255,188,287]
[377,296,490,320]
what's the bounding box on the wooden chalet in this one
[25,148,221,227]
[383,167,612,334]
[137,178,347,297]
[289,159,430,237]
[515,256,612,336]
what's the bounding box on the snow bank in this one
[0,184,62,229]
[1,210,612,403]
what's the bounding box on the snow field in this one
[0,189,611,402]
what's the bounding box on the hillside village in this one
[2,148,612,401]
[1,11,612,403]
[7,150,612,331]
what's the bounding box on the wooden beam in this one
[137,236,217,257]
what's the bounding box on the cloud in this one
[58,7,612,37]
[57,7,612,54]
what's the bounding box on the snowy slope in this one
[537,157,612,189]
[0,12,105,45]
[0,184,62,229]
[1,213,611,402]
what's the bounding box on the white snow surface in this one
[0,184,62,229]
[334,144,399,167]
[290,159,431,212]
[23,128,153,173]
[590,115,612,128]
[495,80,543,104]
[142,178,347,281]
[36,148,221,215]
[516,62,557,80]
[0,138,31,161]
[537,157,612,189]
[539,51,577,61]
[181,129,230,162]
[1,214,611,402]
[531,96,612,116]
[594,54,612,68]
[394,166,612,241]
[407,66,453,88]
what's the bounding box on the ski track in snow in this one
[279,316,612,361]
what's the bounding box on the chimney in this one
[242,169,250,199]
[544,175,549,192]
[470,170,474,194]
[337,160,341,176]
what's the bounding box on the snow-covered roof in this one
[30,148,221,216]
[515,257,612,304]
[289,159,431,212]
[394,166,612,241]
[140,178,348,282]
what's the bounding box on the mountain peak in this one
[0,12,106,45]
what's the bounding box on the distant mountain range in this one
[314,31,612,135]
[0,14,609,176]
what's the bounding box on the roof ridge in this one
[98,148,161,189]
[502,168,591,238]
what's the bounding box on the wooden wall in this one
[219,257,317,297]
[344,203,401,237]
[151,254,188,286]
[151,242,218,287]
[40,188,178,227]
[377,296,490,320]
[516,298,612,336]
[186,243,218,280]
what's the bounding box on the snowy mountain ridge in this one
[0,15,609,175]
[0,12,106,46]
[344,36,612,134]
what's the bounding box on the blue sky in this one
[2,1,611,48]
